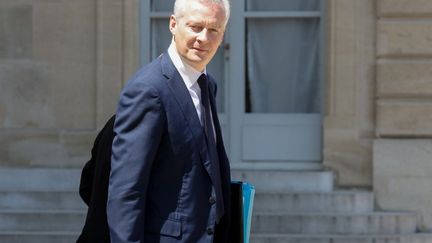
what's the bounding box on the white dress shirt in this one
[167,43,217,139]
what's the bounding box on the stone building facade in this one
[2,0,432,231]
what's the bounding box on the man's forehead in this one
[180,0,225,16]
[175,0,227,27]
[186,17,224,26]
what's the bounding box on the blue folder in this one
[230,181,255,243]
[242,182,255,243]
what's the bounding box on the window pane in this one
[245,18,321,113]
[246,0,320,11]
[151,0,174,12]
[151,19,171,59]
[151,19,226,112]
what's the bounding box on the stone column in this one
[95,0,139,128]
[324,0,376,186]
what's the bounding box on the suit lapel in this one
[160,53,215,174]
[161,53,202,132]
[208,75,231,187]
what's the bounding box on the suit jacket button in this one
[209,196,216,204]
[206,227,214,235]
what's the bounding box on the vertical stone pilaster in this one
[324,0,376,186]
[95,0,139,128]
[123,0,140,83]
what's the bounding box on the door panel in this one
[242,114,321,161]
[229,0,324,163]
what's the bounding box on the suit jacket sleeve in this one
[107,82,165,243]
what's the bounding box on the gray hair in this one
[174,0,230,26]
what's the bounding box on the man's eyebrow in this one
[186,18,222,26]
[186,20,203,25]
[207,22,223,28]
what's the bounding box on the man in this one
[107,0,231,242]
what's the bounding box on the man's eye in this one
[190,26,202,32]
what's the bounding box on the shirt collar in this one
[168,42,206,89]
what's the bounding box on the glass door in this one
[228,0,324,164]
[140,0,324,165]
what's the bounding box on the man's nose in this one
[196,29,209,42]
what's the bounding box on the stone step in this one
[231,169,334,193]
[253,190,374,213]
[251,212,417,234]
[0,189,372,213]
[0,189,373,213]
[251,233,432,243]
[0,168,334,193]
[2,232,432,243]
[0,231,79,243]
[0,210,85,231]
[0,191,86,210]
[0,168,81,191]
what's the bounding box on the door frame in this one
[139,0,326,170]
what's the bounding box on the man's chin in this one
[188,54,206,62]
[185,56,208,66]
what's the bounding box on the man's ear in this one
[169,15,177,35]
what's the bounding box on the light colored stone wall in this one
[374,140,432,231]
[324,0,375,186]
[377,100,432,136]
[377,62,432,97]
[95,0,140,128]
[378,21,432,58]
[0,0,139,167]
[33,1,97,129]
[374,0,432,230]
[378,0,432,17]
[377,1,432,136]
[0,129,95,168]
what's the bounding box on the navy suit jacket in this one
[107,53,231,243]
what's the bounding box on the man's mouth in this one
[193,47,208,52]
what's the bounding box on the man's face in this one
[169,1,226,72]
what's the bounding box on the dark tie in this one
[197,74,224,222]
